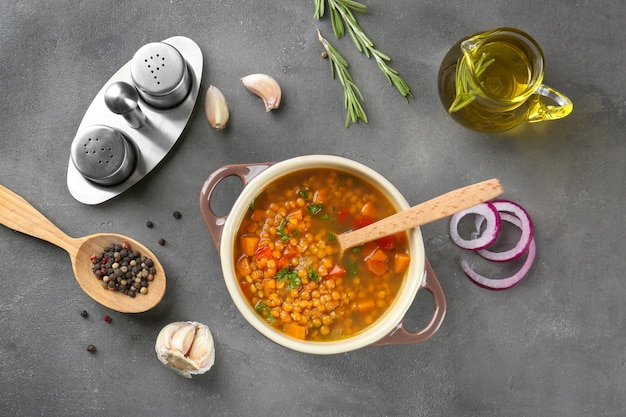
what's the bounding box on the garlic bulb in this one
[155,321,215,378]
[205,85,229,130]
[241,73,282,111]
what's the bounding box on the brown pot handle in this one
[199,162,274,252]
[372,258,446,345]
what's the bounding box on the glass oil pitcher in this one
[438,27,573,133]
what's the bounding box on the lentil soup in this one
[234,168,411,342]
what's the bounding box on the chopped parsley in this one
[348,260,359,276]
[307,204,323,215]
[351,247,362,254]
[276,267,301,289]
[276,218,290,241]
[298,190,309,199]
[309,267,319,282]
[255,300,275,323]
[326,231,336,241]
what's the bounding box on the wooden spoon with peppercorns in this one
[0,184,165,313]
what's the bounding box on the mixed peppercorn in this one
[90,241,156,297]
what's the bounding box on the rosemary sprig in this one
[448,52,495,113]
[317,29,368,127]
[314,0,413,101]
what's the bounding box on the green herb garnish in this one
[351,247,362,254]
[298,190,309,200]
[255,300,276,323]
[276,267,302,289]
[448,52,495,113]
[326,232,336,241]
[348,260,358,276]
[308,203,324,215]
[249,198,256,210]
[309,267,319,282]
[276,218,290,241]
[321,213,329,220]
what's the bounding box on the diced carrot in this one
[365,247,389,263]
[326,264,346,278]
[356,297,376,312]
[360,201,377,219]
[251,209,266,222]
[313,188,329,204]
[394,253,411,274]
[284,323,307,340]
[236,256,252,276]
[240,234,260,256]
[366,259,389,276]
[361,241,379,258]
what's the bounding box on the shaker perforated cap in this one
[130,42,189,108]
[71,125,136,186]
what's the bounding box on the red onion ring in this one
[476,200,533,262]
[449,202,501,251]
[461,212,536,290]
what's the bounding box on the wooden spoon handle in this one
[0,184,77,252]
[337,179,503,252]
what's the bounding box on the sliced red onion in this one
[461,212,535,290]
[476,200,533,262]
[462,237,536,290]
[449,202,501,251]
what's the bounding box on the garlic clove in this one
[241,73,282,112]
[155,321,215,378]
[170,322,196,355]
[186,325,215,369]
[205,85,229,130]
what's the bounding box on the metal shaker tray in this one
[67,36,203,205]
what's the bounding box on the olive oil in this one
[438,28,573,133]
[477,42,531,100]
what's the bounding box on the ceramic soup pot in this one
[200,155,446,354]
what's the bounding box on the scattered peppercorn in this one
[173,211,181,219]
[321,51,328,59]
[158,238,166,245]
[80,310,89,318]
[90,242,156,298]
[87,344,97,352]
[103,315,112,323]
[146,221,154,228]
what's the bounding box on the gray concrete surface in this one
[1,0,625,416]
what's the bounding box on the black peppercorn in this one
[146,220,154,228]
[173,211,181,219]
[87,344,97,353]
[158,238,166,245]
[80,310,89,318]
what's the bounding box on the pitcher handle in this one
[199,162,274,253]
[372,258,446,345]
[527,84,573,123]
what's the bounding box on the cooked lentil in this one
[234,168,411,342]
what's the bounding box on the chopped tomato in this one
[278,255,291,269]
[352,216,374,230]
[326,264,346,278]
[337,207,350,223]
[254,244,272,259]
[376,235,395,251]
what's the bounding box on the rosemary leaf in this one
[320,0,413,100]
[317,29,368,127]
